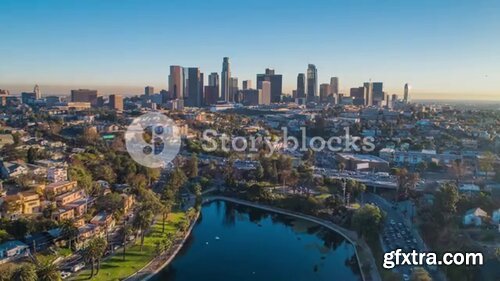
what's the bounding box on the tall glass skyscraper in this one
[221,57,231,102]
[306,64,317,102]
[296,73,306,98]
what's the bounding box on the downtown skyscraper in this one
[256,68,282,103]
[221,57,231,102]
[404,83,410,103]
[185,67,204,107]
[296,73,306,99]
[306,64,318,102]
[169,65,184,99]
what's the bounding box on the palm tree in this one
[60,219,79,252]
[36,260,61,281]
[13,264,37,281]
[118,223,133,261]
[133,208,153,251]
[161,200,172,233]
[82,237,107,278]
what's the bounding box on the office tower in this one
[242,80,252,90]
[229,77,238,102]
[109,94,123,111]
[204,86,219,105]
[71,89,98,105]
[350,87,365,105]
[160,89,169,103]
[261,81,271,105]
[296,73,306,98]
[330,77,339,95]
[404,83,410,103]
[96,96,106,107]
[169,65,184,99]
[145,86,154,96]
[221,57,231,102]
[256,68,283,103]
[320,83,330,103]
[306,64,318,102]
[186,67,203,107]
[21,92,36,105]
[392,94,398,101]
[208,72,220,100]
[240,89,261,106]
[34,84,41,99]
[364,82,383,105]
[363,81,373,106]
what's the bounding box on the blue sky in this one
[1,0,499,100]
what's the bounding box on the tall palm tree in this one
[82,237,107,278]
[13,264,37,281]
[60,219,79,252]
[161,200,172,233]
[118,223,133,261]
[36,260,61,281]
[133,208,153,251]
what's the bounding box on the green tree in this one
[118,223,133,261]
[434,182,459,223]
[60,220,79,252]
[186,154,199,178]
[36,260,61,281]
[82,237,107,278]
[68,164,93,194]
[12,264,37,281]
[351,204,384,239]
[133,208,154,251]
[160,200,172,233]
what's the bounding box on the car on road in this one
[71,262,85,273]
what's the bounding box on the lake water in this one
[151,200,362,281]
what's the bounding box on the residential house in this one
[45,181,78,197]
[0,240,30,264]
[463,208,488,226]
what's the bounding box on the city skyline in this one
[1,0,499,100]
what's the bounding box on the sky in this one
[1,0,499,100]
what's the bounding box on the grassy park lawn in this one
[70,212,186,281]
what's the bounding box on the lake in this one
[151,200,362,281]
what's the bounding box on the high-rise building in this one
[229,77,238,102]
[169,65,184,99]
[404,83,410,103]
[34,84,41,100]
[208,72,220,100]
[185,67,204,107]
[256,68,282,103]
[204,86,219,105]
[109,94,123,111]
[71,89,98,106]
[242,80,252,90]
[21,92,36,105]
[261,81,271,105]
[364,82,383,105]
[145,86,154,96]
[330,77,338,94]
[320,83,330,103]
[221,57,231,102]
[350,87,365,105]
[296,73,306,99]
[363,81,373,106]
[240,89,261,106]
[306,64,318,102]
